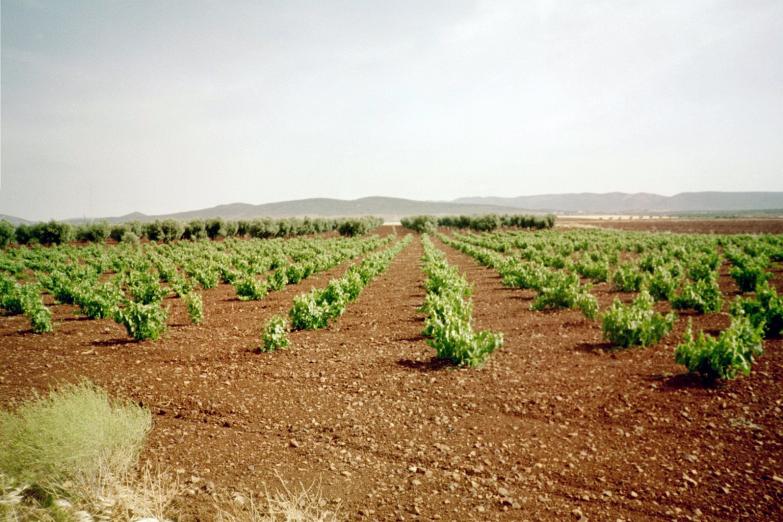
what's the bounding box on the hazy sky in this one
[2,0,782,220]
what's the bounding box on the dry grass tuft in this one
[0,381,178,521]
[217,477,340,522]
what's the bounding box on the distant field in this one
[560,216,783,234]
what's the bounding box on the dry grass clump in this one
[217,478,340,522]
[0,381,337,521]
[0,381,177,521]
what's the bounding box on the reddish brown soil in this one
[1,230,782,521]
[559,217,783,234]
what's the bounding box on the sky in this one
[1,0,782,220]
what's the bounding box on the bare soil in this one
[1,227,782,521]
[560,217,783,234]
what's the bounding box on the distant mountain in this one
[454,192,783,214]
[0,214,32,225]
[5,192,782,224]
[50,197,532,224]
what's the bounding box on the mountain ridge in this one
[454,191,783,214]
[2,192,782,224]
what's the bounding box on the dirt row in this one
[0,233,782,521]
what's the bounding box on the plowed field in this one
[1,228,782,521]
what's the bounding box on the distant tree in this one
[0,220,14,248]
[75,222,110,243]
[205,218,225,239]
[29,221,74,245]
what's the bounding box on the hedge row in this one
[0,216,384,247]
[401,214,555,233]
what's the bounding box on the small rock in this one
[54,499,73,510]
[434,443,451,453]
[289,439,300,448]
[682,474,698,487]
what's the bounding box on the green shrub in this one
[219,265,240,285]
[19,285,53,334]
[647,266,678,301]
[612,263,645,292]
[601,291,675,347]
[498,259,551,291]
[424,295,503,367]
[27,305,53,334]
[531,272,598,319]
[0,381,151,500]
[289,291,330,330]
[170,275,194,297]
[420,235,503,367]
[125,271,166,304]
[672,275,723,314]
[686,253,719,282]
[193,267,219,289]
[319,280,349,318]
[730,282,783,338]
[42,269,79,304]
[283,264,305,284]
[74,283,122,319]
[339,270,364,301]
[183,291,204,325]
[675,316,764,381]
[261,315,290,352]
[114,300,168,341]
[0,276,23,314]
[235,277,268,301]
[266,269,289,291]
[729,257,770,292]
[574,257,609,282]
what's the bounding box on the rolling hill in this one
[68,197,530,224]
[454,192,783,214]
[3,192,782,224]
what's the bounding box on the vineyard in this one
[0,218,782,520]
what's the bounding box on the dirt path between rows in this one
[1,232,782,521]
